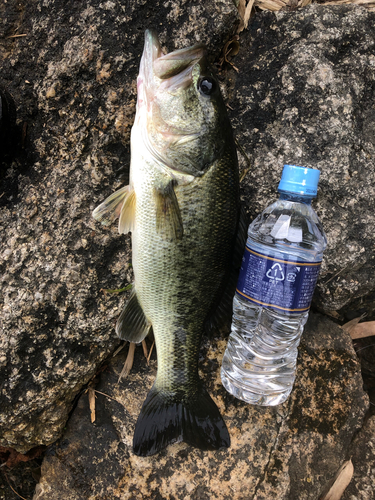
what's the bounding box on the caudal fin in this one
[133,385,230,456]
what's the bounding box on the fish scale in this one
[134,158,238,392]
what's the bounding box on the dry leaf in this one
[349,321,375,339]
[341,314,375,339]
[88,387,96,423]
[237,0,255,32]
[342,314,366,334]
[0,445,45,467]
[319,460,354,500]
[219,37,240,72]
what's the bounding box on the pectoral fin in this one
[92,185,136,234]
[118,188,136,234]
[116,289,152,343]
[154,181,183,240]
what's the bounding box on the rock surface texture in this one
[33,314,368,500]
[342,415,375,500]
[0,1,374,499]
[0,0,239,453]
[227,5,375,318]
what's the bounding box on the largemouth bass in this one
[93,30,245,456]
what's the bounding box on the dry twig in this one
[2,470,28,500]
[88,387,96,423]
[94,390,127,408]
[142,339,148,361]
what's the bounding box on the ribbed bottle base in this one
[220,330,299,406]
[220,365,293,406]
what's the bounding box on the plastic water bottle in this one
[221,165,327,406]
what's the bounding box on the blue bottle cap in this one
[278,164,320,197]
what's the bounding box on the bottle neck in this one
[279,191,313,204]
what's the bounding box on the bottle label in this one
[236,244,322,314]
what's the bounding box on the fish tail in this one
[133,385,230,456]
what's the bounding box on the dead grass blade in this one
[94,390,127,409]
[244,0,255,27]
[142,339,148,362]
[237,0,247,32]
[117,342,136,383]
[112,341,126,358]
[256,0,289,10]
[235,138,252,183]
[245,0,375,13]
[237,0,256,31]
[147,341,155,364]
[319,459,354,500]
[323,0,375,6]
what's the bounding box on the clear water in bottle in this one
[221,165,327,406]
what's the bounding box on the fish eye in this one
[198,77,216,96]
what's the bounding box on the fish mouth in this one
[137,30,206,112]
[136,30,207,177]
[140,29,206,84]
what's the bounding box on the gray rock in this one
[1,0,374,484]
[227,4,375,317]
[342,415,375,500]
[33,313,369,500]
[0,0,239,453]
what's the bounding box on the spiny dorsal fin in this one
[116,288,152,343]
[92,185,136,234]
[154,181,183,240]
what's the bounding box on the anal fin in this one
[116,289,151,343]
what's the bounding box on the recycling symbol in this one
[266,263,285,282]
